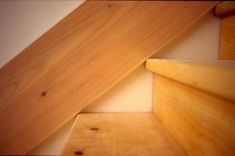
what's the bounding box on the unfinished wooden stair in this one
[0,1,217,154]
[62,59,235,156]
[147,59,235,156]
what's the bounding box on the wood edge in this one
[145,59,235,102]
[146,59,235,73]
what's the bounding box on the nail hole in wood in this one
[74,151,83,155]
[108,5,112,8]
[41,90,48,97]
[90,127,99,131]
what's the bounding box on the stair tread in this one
[62,113,186,156]
[146,59,235,101]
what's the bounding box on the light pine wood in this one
[214,1,235,18]
[219,15,235,60]
[146,59,235,101]
[153,75,235,156]
[0,1,217,154]
[62,113,186,156]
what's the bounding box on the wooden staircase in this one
[61,3,235,155]
[149,59,235,156]
[1,1,235,155]
[61,59,235,156]
[0,1,217,154]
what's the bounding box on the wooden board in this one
[146,59,235,101]
[214,1,235,18]
[62,113,186,156]
[153,75,235,156]
[0,1,217,154]
[219,15,235,60]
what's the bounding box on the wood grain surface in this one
[0,1,217,154]
[146,59,235,101]
[62,113,186,156]
[153,75,235,156]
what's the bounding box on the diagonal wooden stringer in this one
[0,1,217,154]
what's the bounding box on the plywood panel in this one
[62,113,186,156]
[0,1,217,154]
[153,75,235,156]
[219,15,235,60]
[146,59,235,101]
